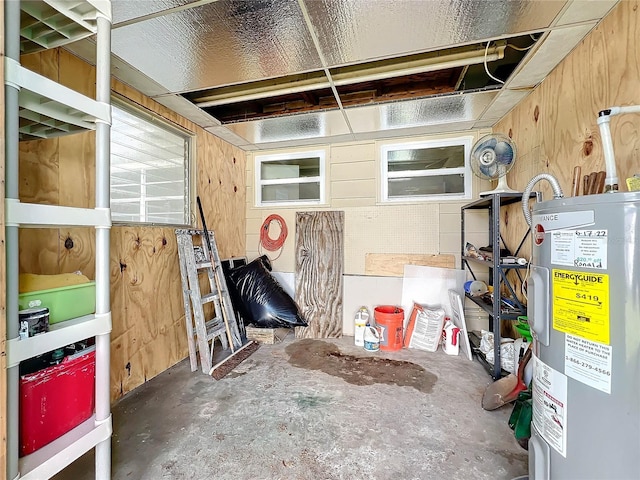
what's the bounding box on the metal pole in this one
[94,12,112,480]
[492,194,501,380]
[5,0,22,477]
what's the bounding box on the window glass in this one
[256,151,325,206]
[110,100,192,224]
[381,138,472,201]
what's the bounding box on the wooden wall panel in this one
[295,211,344,339]
[110,227,187,400]
[495,0,640,261]
[109,228,128,399]
[196,134,246,259]
[14,48,247,402]
[18,137,59,205]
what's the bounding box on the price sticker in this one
[552,269,610,344]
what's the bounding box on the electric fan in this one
[470,133,518,196]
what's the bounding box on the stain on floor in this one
[285,339,437,393]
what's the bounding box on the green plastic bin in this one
[18,282,96,324]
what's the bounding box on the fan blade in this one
[479,163,499,178]
[494,141,515,165]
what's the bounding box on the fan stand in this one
[480,167,519,196]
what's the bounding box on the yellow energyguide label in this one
[552,269,610,344]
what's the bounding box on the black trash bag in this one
[228,255,307,329]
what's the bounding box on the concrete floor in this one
[56,336,528,480]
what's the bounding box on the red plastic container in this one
[19,348,96,456]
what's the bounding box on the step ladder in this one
[176,229,243,373]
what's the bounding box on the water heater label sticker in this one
[565,334,612,394]
[552,269,610,345]
[550,230,607,269]
[532,210,594,231]
[532,355,568,457]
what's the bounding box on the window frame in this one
[254,149,326,207]
[110,96,195,226]
[380,136,473,203]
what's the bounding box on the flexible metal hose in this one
[522,173,564,227]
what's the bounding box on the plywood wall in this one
[16,49,246,401]
[495,0,640,259]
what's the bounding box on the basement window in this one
[380,137,472,202]
[110,99,193,224]
[255,150,326,207]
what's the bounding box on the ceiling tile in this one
[112,0,323,93]
[225,110,351,145]
[345,91,499,133]
[303,0,567,67]
[205,125,252,146]
[507,23,596,89]
[554,0,618,26]
[111,0,198,25]
[153,94,221,128]
[474,89,533,125]
[351,121,479,142]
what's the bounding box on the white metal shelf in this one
[4,57,111,140]
[4,1,113,478]
[6,313,111,367]
[5,199,111,228]
[19,414,113,480]
[19,0,112,54]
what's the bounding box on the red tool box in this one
[19,347,96,456]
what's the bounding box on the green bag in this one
[509,389,532,440]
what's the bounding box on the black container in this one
[18,307,50,338]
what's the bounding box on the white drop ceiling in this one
[67,0,618,150]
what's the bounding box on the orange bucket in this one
[374,305,404,351]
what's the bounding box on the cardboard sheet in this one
[401,265,466,326]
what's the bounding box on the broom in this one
[196,197,259,380]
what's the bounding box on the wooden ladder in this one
[175,229,242,373]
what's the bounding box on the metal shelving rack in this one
[4,1,112,478]
[460,192,538,380]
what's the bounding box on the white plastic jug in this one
[363,325,380,351]
[443,320,461,356]
[354,307,370,347]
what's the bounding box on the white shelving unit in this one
[4,1,113,478]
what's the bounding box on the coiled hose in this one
[259,214,288,260]
[521,173,564,227]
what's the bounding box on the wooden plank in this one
[245,326,291,344]
[365,253,456,276]
[295,211,344,339]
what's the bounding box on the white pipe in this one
[597,105,640,192]
[5,1,21,478]
[94,13,112,480]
